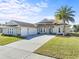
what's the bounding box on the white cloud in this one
[36,1,48,8]
[0,0,48,23]
[43,16,55,19]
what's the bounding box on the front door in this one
[49,28,52,34]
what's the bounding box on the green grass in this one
[35,33,79,59]
[0,34,23,45]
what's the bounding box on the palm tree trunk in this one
[63,20,66,36]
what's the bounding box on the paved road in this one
[0,35,56,59]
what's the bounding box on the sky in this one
[0,0,79,24]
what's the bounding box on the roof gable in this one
[38,19,55,24]
[6,20,18,26]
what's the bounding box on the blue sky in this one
[0,0,79,24]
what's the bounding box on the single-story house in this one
[2,19,70,36]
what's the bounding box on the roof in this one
[38,19,55,24]
[37,19,68,25]
[6,20,36,27]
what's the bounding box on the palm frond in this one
[55,5,75,23]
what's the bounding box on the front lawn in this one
[35,34,79,59]
[0,34,23,45]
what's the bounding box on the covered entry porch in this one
[37,24,63,34]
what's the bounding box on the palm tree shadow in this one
[70,33,79,37]
[56,33,79,37]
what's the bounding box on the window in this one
[10,31,11,34]
[41,28,42,32]
[59,28,60,33]
[8,28,10,34]
[12,31,13,34]
[52,28,53,33]
[10,28,11,30]
[37,28,39,32]
[8,30,9,34]
[44,28,45,32]
[8,28,14,34]
[12,28,13,30]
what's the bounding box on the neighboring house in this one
[2,19,70,36]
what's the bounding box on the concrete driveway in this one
[0,35,55,59]
[5,35,55,52]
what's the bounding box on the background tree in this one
[73,25,79,32]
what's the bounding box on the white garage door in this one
[28,27,37,35]
[21,27,37,36]
[21,27,28,36]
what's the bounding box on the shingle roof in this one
[10,20,36,27]
[38,19,54,23]
[37,19,68,25]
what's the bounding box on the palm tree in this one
[55,6,75,36]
